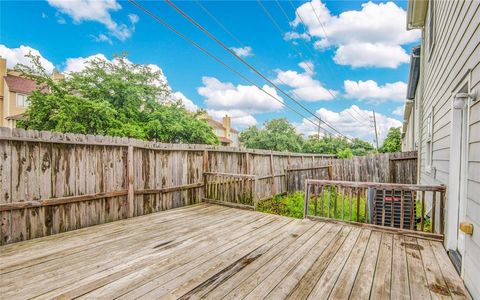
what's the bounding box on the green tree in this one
[379,127,401,153]
[239,118,303,152]
[336,147,353,158]
[15,54,218,144]
[350,138,375,156]
[302,135,374,156]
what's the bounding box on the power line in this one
[307,1,374,126]
[127,0,339,137]
[164,0,352,140]
[268,0,372,134]
[194,0,244,47]
[256,0,315,75]
[197,0,364,139]
[291,0,373,128]
[196,0,331,137]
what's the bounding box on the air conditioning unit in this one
[368,189,416,229]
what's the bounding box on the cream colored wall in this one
[0,98,3,127]
[1,83,27,128]
[416,0,480,298]
[2,80,10,127]
[8,91,27,116]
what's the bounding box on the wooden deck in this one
[0,204,470,299]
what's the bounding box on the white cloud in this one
[198,76,283,113]
[334,43,409,68]
[92,33,112,44]
[284,31,311,41]
[274,61,337,101]
[393,105,404,116]
[344,80,407,103]
[230,46,253,57]
[47,0,138,41]
[0,44,55,73]
[198,76,285,129]
[63,53,109,73]
[295,105,401,144]
[171,92,198,112]
[291,0,420,68]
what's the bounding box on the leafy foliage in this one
[379,127,401,153]
[240,118,375,157]
[258,190,368,221]
[239,118,303,152]
[16,54,219,145]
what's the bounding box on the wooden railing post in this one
[253,177,258,210]
[303,181,310,218]
[127,145,135,218]
[440,186,446,235]
[202,150,209,202]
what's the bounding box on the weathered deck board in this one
[0,204,471,300]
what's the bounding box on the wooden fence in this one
[0,128,333,245]
[203,172,257,210]
[284,151,417,194]
[327,151,417,184]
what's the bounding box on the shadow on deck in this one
[0,203,471,299]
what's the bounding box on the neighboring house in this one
[0,58,37,128]
[0,57,64,128]
[206,115,239,146]
[404,0,479,298]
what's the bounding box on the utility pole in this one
[372,110,379,150]
[317,119,321,140]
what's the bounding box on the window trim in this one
[16,93,29,108]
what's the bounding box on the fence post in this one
[127,145,135,218]
[244,152,249,174]
[270,153,276,196]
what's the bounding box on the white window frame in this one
[425,112,433,173]
[16,93,29,108]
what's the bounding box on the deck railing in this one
[203,172,258,210]
[303,180,446,239]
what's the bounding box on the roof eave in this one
[406,0,428,30]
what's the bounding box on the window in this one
[425,112,434,172]
[428,0,435,54]
[16,93,29,108]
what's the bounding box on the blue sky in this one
[0,0,420,144]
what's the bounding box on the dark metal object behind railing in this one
[304,180,446,238]
[203,172,258,210]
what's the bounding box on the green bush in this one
[258,190,368,221]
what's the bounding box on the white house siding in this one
[418,0,480,298]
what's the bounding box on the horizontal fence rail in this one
[304,180,446,240]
